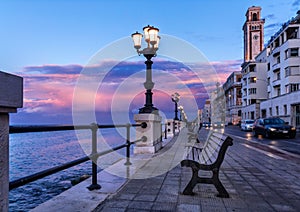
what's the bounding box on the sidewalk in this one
[93,128,300,212]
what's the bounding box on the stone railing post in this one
[0,71,23,212]
[134,113,162,154]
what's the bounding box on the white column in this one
[134,113,162,154]
[0,71,23,212]
[0,113,9,212]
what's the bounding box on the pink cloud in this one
[15,59,241,123]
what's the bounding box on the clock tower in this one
[243,6,265,62]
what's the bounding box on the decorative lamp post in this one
[171,92,180,120]
[131,25,160,114]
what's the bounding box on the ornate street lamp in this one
[171,92,180,120]
[131,25,160,114]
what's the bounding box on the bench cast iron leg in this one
[183,167,199,195]
[212,169,229,198]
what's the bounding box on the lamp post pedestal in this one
[134,113,162,154]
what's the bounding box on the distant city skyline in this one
[1,0,299,124]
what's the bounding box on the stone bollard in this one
[134,113,162,154]
[0,71,23,212]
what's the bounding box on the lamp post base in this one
[139,106,159,114]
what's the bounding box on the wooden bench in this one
[187,122,200,143]
[181,130,233,198]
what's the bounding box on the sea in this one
[9,127,133,212]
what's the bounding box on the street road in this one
[224,125,300,156]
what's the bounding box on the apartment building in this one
[222,71,242,125]
[239,7,300,130]
[202,99,211,123]
[260,11,300,129]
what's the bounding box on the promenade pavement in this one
[93,127,300,212]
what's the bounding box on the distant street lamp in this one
[171,92,180,120]
[178,105,184,121]
[131,25,160,114]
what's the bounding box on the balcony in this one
[272,63,281,71]
[272,47,280,57]
[272,79,281,87]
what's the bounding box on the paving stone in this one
[271,204,296,212]
[113,193,136,201]
[133,194,156,202]
[200,205,227,212]
[128,200,153,210]
[105,200,130,208]
[177,203,201,212]
[156,193,178,203]
[151,202,177,211]
[100,206,126,212]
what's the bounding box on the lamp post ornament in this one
[131,25,160,114]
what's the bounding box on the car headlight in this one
[291,127,296,131]
[269,128,276,131]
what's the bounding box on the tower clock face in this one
[252,32,260,57]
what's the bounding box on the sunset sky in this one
[1,0,299,124]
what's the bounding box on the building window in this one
[276,72,281,80]
[277,87,281,96]
[276,106,279,116]
[249,77,256,83]
[276,56,280,64]
[261,109,266,118]
[267,63,270,71]
[251,111,255,119]
[290,84,299,92]
[249,65,255,72]
[285,49,288,59]
[252,13,258,21]
[249,88,257,94]
[284,105,287,115]
[285,67,290,77]
[291,66,300,75]
[285,85,289,93]
[238,110,241,116]
[290,48,299,57]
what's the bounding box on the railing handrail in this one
[9,122,147,191]
[9,123,147,134]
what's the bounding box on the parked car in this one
[240,119,254,131]
[252,117,296,139]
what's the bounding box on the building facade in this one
[260,11,300,129]
[222,71,242,125]
[239,7,300,130]
[202,99,211,123]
